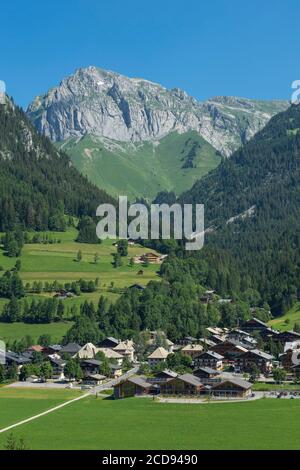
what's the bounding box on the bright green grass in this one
[0,388,82,430]
[252,382,300,391]
[59,131,221,200]
[269,302,300,331]
[0,228,160,293]
[0,228,160,342]
[0,321,73,343]
[0,397,300,449]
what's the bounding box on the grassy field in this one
[0,388,82,430]
[0,321,73,343]
[269,302,300,331]
[60,131,221,200]
[252,382,300,391]
[0,227,161,341]
[0,394,300,449]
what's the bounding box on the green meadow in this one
[0,393,300,450]
[0,322,73,343]
[0,388,82,430]
[60,131,221,200]
[269,302,300,331]
[0,228,160,342]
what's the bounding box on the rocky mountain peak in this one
[27,66,289,156]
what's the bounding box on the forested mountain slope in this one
[0,98,115,231]
[180,103,300,314]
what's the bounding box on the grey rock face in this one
[27,66,289,156]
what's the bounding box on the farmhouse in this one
[211,378,252,398]
[193,351,224,370]
[142,253,164,264]
[148,347,169,367]
[160,373,205,396]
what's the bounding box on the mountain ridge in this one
[27,65,289,157]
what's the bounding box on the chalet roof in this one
[129,284,146,290]
[181,344,203,352]
[49,357,65,367]
[148,347,169,359]
[60,343,81,354]
[193,367,220,375]
[177,373,203,387]
[245,317,268,327]
[49,344,62,351]
[183,336,198,342]
[85,374,106,381]
[198,338,216,347]
[277,330,300,338]
[5,352,31,365]
[247,349,274,360]
[114,340,134,351]
[98,337,120,347]
[127,376,152,389]
[213,377,252,390]
[81,359,102,366]
[156,369,178,378]
[76,343,98,358]
[197,350,224,360]
[97,348,124,359]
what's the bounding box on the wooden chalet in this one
[235,349,274,373]
[114,376,152,399]
[211,340,248,361]
[148,347,169,367]
[82,374,106,386]
[211,378,252,398]
[193,350,224,370]
[160,373,205,396]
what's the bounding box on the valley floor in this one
[0,389,300,450]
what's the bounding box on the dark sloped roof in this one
[247,349,274,360]
[196,350,224,360]
[213,377,252,390]
[60,343,81,354]
[178,373,203,387]
[127,376,151,389]
[193,367,220,375]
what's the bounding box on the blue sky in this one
[1,0,299,107]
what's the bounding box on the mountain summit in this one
[27,66,288,157]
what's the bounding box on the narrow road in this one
[0,367,138,435]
